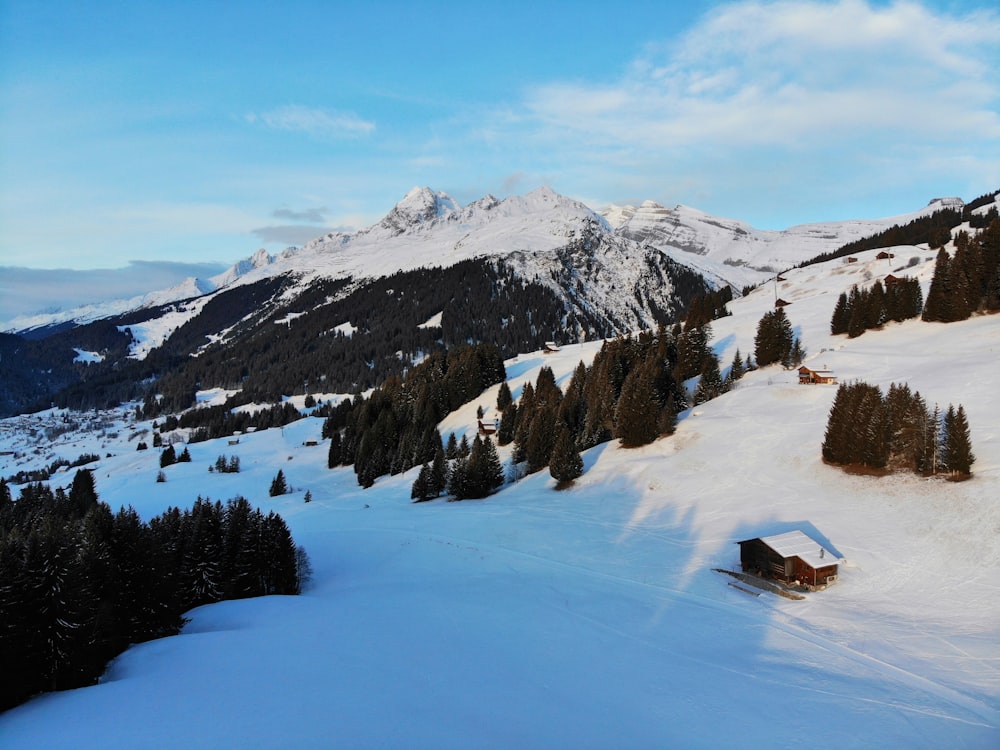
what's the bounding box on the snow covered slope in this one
[604,196,965,290]
[1,237,997,748]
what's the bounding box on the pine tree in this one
[445,432,460,460]
[549,426,584,487]
[327,430,342,468]
[497,403,517,446]
[69,469,98,517]
[830,292,850,335]
[269,470,288,497]
[525,404,558,474]
[615,363,659,448]
[159,445,177,468]
[941,404,975,476]
[429,445,448,497]
[694,352,724,405]
[411,463,432,502]
[447,456,469,500]
[726,348,745,386]
[496,381,513,412]
[922,248,953,322]
[754,308,795,367]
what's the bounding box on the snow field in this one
[1,246,998,748]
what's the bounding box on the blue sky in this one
[1,0,998,281]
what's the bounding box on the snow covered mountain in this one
[603,196,967,290]
[0,186,989,419]
[4,187,969,336]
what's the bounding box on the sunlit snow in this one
[0,244,997,748]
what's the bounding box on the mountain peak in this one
[379,187,460,235]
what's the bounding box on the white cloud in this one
[487,0,999,224]
[523,0,1000,149]
[246,105,375,139]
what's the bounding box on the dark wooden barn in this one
[738,531,839,588]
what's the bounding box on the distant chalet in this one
[542,341,561,354]
[773,298,791,308]
[798,366,837,385]
[738,531,839,589]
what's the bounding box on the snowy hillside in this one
[1,239,997,748]
[604,196,966,290]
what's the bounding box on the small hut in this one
[737,531,839,588]
[798,366,837,385]
[543,342,561,354]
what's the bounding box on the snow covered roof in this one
[755,531,838,569]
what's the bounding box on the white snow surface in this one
[0,245,998,748]
[605,196,966,292]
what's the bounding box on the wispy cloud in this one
[272,206,328,223]
[487,0,1000,221]
[251,224,331,246]
[522,0,1000,148]
[246,105,375,139]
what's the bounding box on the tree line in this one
[0,471,307,711]
[830,277,924,337]
[822,381,974,477]
[323,343,507,488]
[922,219,1000,322]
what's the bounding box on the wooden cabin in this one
[798,366,837,385]
[846,257,858,263]
[738,531,839,588]
[477,419,499,436]
[774,298,791,308]
[883,273,902,287]
[542,341,561,354]
[876,251,895,260]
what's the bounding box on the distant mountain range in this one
[0,186,991,417]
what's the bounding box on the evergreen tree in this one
[445,432,460,460]
[447,456,469,500]
[693,352,724,405]
[549,426,584,486]
[68,469,98,517]
[269,469,288,497]
[429,445,448,498]
[496,381,513,412]
[159,445,177,468]
[830,291,850,335]
[615,363,659,448]
[411,463,433,502]
[754,308,795,367]
[922,248,953,322]
[941,404,975,476]
[726,348,745,386]
[479,436,504,495]
[525,404,558,474]
[327,430,342,468]
[497,402,518,446]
